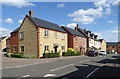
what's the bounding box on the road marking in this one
[16,75,29,79]
[84,67,99,79]
[80,60,89,63]
[50,64,73,72]
[44,74,56,77]
[4,61,53,69]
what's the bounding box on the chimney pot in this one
[29,9,34,16]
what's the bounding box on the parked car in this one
[99,51,107,55]
[87,51,98,56]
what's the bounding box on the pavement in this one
[1,54,120,79]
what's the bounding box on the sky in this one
[0,0,119,42]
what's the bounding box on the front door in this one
[54,46,58,53]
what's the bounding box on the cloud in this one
[0,27,11,36]
[5,18,13,24]
[18,19,23,23]
[95,28,118,42]
[57,3,64,8]
[67,0,118,25]
[0,19,2,22]
[66,23,77,29]
[107,20,115,23]
[0,0,35,8]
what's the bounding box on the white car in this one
[99,51,107,55]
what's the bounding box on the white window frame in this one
[44,45,49,51]
[20,32,24,40]
[44,30,49,37]
[61,34,65,40]
[54,32,57,38]
[20,46,24,53]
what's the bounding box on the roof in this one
[11,27,20,33]
[79,28,88,37]
[106,42,119,46]
[62,26,86,37]
[27,15,66,33]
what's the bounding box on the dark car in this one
[87,51,98,56]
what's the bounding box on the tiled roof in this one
[11,27,20,33]
[62,26,86,37]
[106,42,119,46]
[79,28,88,37]
[27,15,66,33]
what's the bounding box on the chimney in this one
[29,9,34,16]
[74,24,79,30]
[84,29,86,32]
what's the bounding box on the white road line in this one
[80,60,89,63]
[84,67,99,79]
[50,64,73,72]
[16,75,29,79]
[4,61,53,69]
[44,74,56,77]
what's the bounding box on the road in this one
[2,54,120,79]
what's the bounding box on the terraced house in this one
[74,26,101,52]
[9,10,68,58]
[61,25,87,54]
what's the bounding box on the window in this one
[20,32,24,39]
[62,34,65,40]
[113,46,115,48]
[44,30,49,37]
[44,45,49,51]
[61,46,65,50]
[54,32,57,38]
[13,46,17,52]
[75,37,78,42]
[75,47,78,51]
[20,46,24,52]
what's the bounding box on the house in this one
[0,36,9,52]
[74,25,101,52]
[106,42,120,53]
[61,25,87,54]
[99,39,106,51]
[8,27,20,53]
[10,10,67,58]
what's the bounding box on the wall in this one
[39,28,67,57]
[10,32,19,53]
[19,17,38,57]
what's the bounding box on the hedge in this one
[43,53,60,58]
[62,51,81,56]
[6,53,33,58]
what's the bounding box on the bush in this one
[11,54,24,58]
[75,52,81,56]
[62,52,71,56]
[6,53,13,57]
[43,53,60,58]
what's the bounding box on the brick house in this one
[10,10,67,58]
[8,28,20,53]
[61,26,87,54]
[106,42,120,53]
[74,25,101,52]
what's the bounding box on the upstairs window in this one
[62,34,65,40]
[44,30,49,37]
[20,32,24,40]
[54,32,57,38]
[113,46,115,48]
[75,37,78,42]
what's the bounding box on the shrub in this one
[6,53,13,57]
[62,52,71,56]
[75,52,81,56]
[43,53,60,58]
[11,54,24,58]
